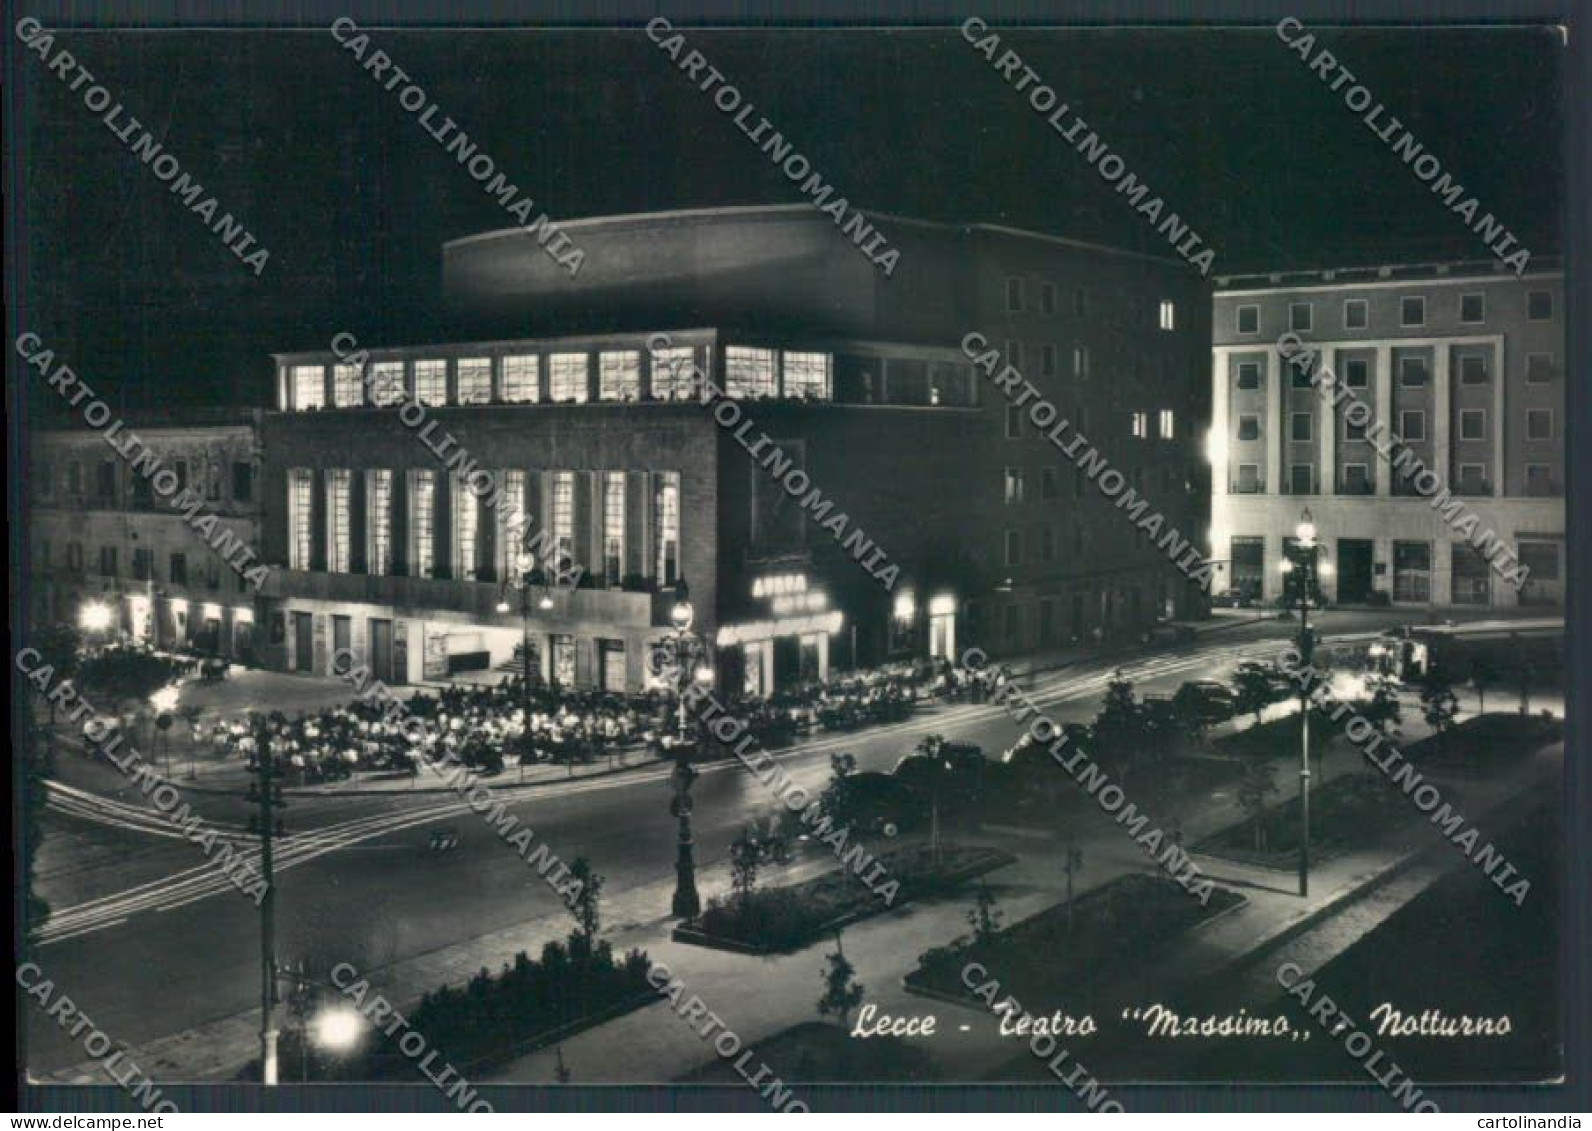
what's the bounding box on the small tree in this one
[32,624,82,723]
[1232,666,1277,727]
[966,880,1004,944]
[816,932,865,1031]
[1062,837,1083,936]
[1236,758,1279,854]
[1420,670,1460,754]
[566,857,603,945]
[1361,673,1404,741]
[728,824,790,907]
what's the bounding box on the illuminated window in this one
[457,358,491,404]
[497,469,526,577]
[1004,467,1025,505]
[332,364,363,408]
[325,470,352,574]
[292,366,325,410]
[366,470,392,576]
[453,474,479,579]
[1158,409,1175,439]
[550,472,575,561]
[725,346,776,398]
[1131,412,1148,438]
[550,354,589,402]
[371,362,405,406]
[603,472,626,581]
[1072,345,1090,379]
[501,355,540,402]
[651,347,696,400]
[656,472,680,583]
[414,360,446,406]
[782,351,831,400]
[288,468,313,569]
[409,469,436,578]
[599,351,641,401]
[1158,300,1176,331]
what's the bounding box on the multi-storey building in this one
[28,411,265,659]
[243,205,1206,693]
[1210,261,1565,609]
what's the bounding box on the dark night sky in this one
[13,22,1564,418]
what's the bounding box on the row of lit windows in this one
[285,347,835,410]
[1234,288,1556,335]
[1232,351,1559,390]
[1005,278,1180,332]
[1231,407,1554,445]
[1004,404,1175,442]
[287,467,682,585]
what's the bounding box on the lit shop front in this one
[717,573,843,696]
[889,588,959,661]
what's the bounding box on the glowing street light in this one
[149,685,181,713]
[79,600,113,633]
[311,1004,364,1053]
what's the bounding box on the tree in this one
[1062,837,1083,936]
[816,932,865,1031]
[728,824,790,907]
[566,857,603,945]
[1092,670,1150,774]
[966,880,1004,944]
[1232,666,1277,727]
[1236,758,1279,854]
[1420,670,1460,753]
[31,623,82,723]
[21,695,53,935]
[1361,673,1404,741]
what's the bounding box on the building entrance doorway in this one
[292,611,314,672]
[1336,539,1374,604]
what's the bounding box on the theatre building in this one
[27,411,265,659]
[1210,260,1565,608]
[257,205,1210,692]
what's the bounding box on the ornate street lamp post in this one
[1280,508,1331,898]
[650,579,713,920]
[497,549,554,771]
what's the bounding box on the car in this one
[1173,679,1237,725]
[1235,660,1292,697]
[830,771,925,834]
[1144,622,1198,646]
[1213,588,1254,609]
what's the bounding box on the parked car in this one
[1173,679,1238,725]
[831,771,925,834]
[1213,588,1254,609]
[1235,660,1293,698]
[894,741,989,797]
[1144,622,1198,646]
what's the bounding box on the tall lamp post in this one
[1280,508,1331,898]
[497,550,554,770]
[650,579,713,920]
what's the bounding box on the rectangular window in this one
[1040,344,1057,378]
[1393,541,1432,603]
[1004,529,1022,567]
[326,470,352,574]
[1344,414,1367,442]
[409,469,436,578]
[1459,409,1487,441]
[501,355,540,402]
[1237,304,1259,334]
[1158,409,1175,439]
[1400,296,1425,326]
[1040,282,1056,316]
[371,361,405,407]
[98,460,119,500]
[1457,463,1488,494]
[1073,288,1088,318]
[1290,358,1315,389]
[366,470,393,576]
[549,353,589,402]
[552,634,576,688]
[1159,300,1176,331]
[724,346,776,398]
[1525,464,1555,497]
[1459,354,1489,384]
[169,553,187,586]
[1073,345,1089,379]
[1290,463,1314,495]
[131,548,149,580]
[656,472,680,583]
[550,471,575,563]
[1005,341,1023,370]
[1399,356,1429,387]
[1527,409,1553,441]
[651,346,696,400]
[598,350,641,401]
[1343,299,1368,329]
[1460,292,1485,323]
[1236,362,1261,390]
[1131,412,1148,439]
[457,358,492,404]
[99,545,117,577]
[1005,277,1023,312]
[1528,290,1553,320]
[782,351,832,400]
[1004,467,1025,505]
[292,365,325,410]
[497,469,526,576]
[1400,410,1426,441]
[413,360,446,406]
[288,468,313,570]
[453,473,479,580]
[1526,353,1554,383]
[1041,466,1061,499]
[1235,464,1260,493]
[1005,405,1022,439]
[333,364,364,408]
[1344,358,1369,388]
[1291,412,1312,441]
[1342,463,1371,494]
[1289,303,1312,332]
[603,472,625,582]
[1237,415,1260,441]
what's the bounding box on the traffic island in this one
[673,844,1016,956]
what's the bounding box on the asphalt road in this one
[18,612,1478,1074]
